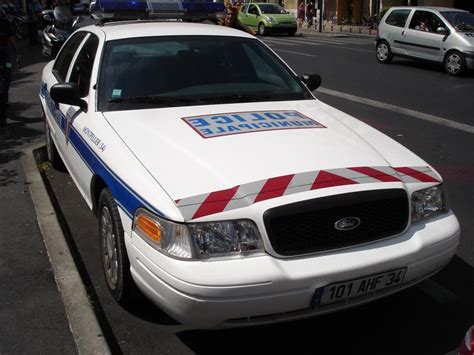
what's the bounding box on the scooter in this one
[42,6,82,59]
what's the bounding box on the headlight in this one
[411,185,447,223]
[267,16,276,23]
[133,209,263,260]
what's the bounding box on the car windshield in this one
[441,11,474,32]
[258,4,286,14]
[98,36,312,112]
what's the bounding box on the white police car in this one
[40,17,460,328]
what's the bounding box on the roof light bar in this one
[91,0,225,23]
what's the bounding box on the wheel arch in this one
[91,175,108,217]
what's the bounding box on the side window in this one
[53,32,87,82]
[385,9,411,28]
[409,10,443,32]
[241,4,248,13]
[249,5,258,15]
[69,34,100,98]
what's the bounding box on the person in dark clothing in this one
[0,12,20,127]
[26,0,43,45]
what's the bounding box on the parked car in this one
[238,2,297,36]
[40,3,460,329]
[376,6,474,76]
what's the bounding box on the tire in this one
[98,188,137,305]
[444,51,466,76]
[376,40,393,64]
[44,117,63,170]
[258,23,266,36]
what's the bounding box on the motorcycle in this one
[42,6,82,59]
[2,4,28,40]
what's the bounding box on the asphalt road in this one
[44,33,474,354]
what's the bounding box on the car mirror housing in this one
[436,27,448,35]
[301,73,322,91]
[50,83,88,112]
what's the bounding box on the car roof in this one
[83,22,255,41]
[389,6,467,13]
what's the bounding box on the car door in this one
[60,33,101,197]
[245,4,260,29]
[383,8,412,55]
[239,4,250,26]
[402,10,447,61]
[46,31,88,161]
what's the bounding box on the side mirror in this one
[301,73,321,91]
[50,83,87,111]
[437,27,448,35]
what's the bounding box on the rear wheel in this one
[376,40,393,64]
[258,23,266,36]
[444,51,466,76]
[99,188,137,305]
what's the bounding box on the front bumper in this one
[266,24,297,34]
[463,51,474,70]
[127,212,460,328]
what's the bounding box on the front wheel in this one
[444,51,466,76]
[44,117,63,169]
[376,40,393,64]
[258,23,266,36]
[99,188,137,305]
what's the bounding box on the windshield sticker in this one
[182,110,325,138]
[111,89,122,99]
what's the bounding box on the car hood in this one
[102,99,432,216]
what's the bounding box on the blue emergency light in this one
[92,0,225,22]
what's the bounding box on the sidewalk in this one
[0,40,78,354]
[297,24,377,38]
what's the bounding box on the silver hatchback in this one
[376,6,474,76]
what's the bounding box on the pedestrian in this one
[0,8,20,128]
[26,0,43,45]
[297,1,305,28]
[306,1,314,29]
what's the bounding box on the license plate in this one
[311,267,407,307]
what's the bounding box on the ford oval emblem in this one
[334,217,361,231]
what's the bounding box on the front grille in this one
[264,189,409,256]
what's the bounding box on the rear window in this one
[385,9,411,28]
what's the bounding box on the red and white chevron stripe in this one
[175,166,440,220]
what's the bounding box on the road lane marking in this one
[262,38,300,46]
[317,87,474,134]
[266,38,374,53]
[274,48,315,57]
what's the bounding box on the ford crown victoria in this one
[40,21,460,328]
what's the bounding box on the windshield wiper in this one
[199,94,276,104]
[108,95,198,106]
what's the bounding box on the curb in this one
[21,142,111,355]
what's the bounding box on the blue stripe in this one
[41,82,166,220]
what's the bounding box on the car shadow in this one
[393,57,474,78]
[176,256,474,355]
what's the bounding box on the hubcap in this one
[447,54,461,73]
[259,25,264,35]
[100,206,119,290]
[377,44,388,61]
